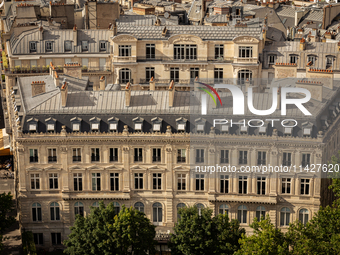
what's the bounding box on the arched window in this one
[50,202,60,221]
[32,203,42,222]
[119,68,131,84]
[92,202,99,208]
[195,203,204,216]
[299,208,309,225]
[112,202,120,215]
[280,207,290,226]
[153,202,162,223]
[237,205,247,223]
[219,204,229,215]
[177,203,186,221]
[238,70,252,84]
[256,206,266,220]
[134,202,144,213]
[74,202,84,217]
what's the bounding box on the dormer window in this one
[151,117,163,132]
[100,41,107,51]
[240,126,248,134]
[81,41,88,52]
[259,126,266,134]
[326,56,334,69]
[221,125,229,133]
[89,117,101,132]
[132,117,144,132]
[307,55,316,66]
[176,117,187,132]
[302,121,313,137]
[27,118,38,133]
[195,118,206,133]
[289,55,298,64]
[284,127,292,135]
[45,117,56,132]
[29,42,37,53]
[64,41,72,52]
[108,117,119,132]
[45,41,53,52]
[70,117,82,132]
[29,124,37,132]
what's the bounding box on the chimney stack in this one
[99,76,106,90]
[169,80,175,107]
[73,24,77,46]
[125,82,131,107]
[54,72,59,87]
[149,77,155,91]
[299,38,306,50]
[61,81,68,107]
[31,81,46,97]
[172,4,176,11]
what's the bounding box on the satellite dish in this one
[164,12,170,18]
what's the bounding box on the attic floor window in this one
[29,124,37,132]
[197,124,204,132]
[135,123,142,131]
[178,124,185,131]
[92,123,99,131]
[110,123,117,131]
[99,41,106,51]
[47,124,55,132]
[81,41,88,52]
[64,41,72,52]
[45,41,52,52]
[153,124,161,131]
[73,123,80,132]
[259,126,266,134]
[29,42,37,53]
[303,128,311,136]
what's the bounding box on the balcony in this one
[177,156,186,163]
[136,57,234,63]
[233,57,259,64]
[139,78,191,85]
[73,156,81,162]
[91,156,100,162]
[110,156,118,162]
[152,156,161,162]
[48,156,57,163]
[29,156,39,163]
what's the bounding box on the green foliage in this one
[22,231,37,255]
[0,192,15,251]
[64,202,156,255]
[236,216,289,255]
[169,207,244,255]
[329,152,340,202]
[2,51,8,69]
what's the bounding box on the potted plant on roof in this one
[31,65,36,73]
[14,65,20,73]
[82,65,88,72]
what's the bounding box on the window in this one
[64,58,72,65]
[220,175,229,193]
[178,174,186,190]
[237,205,247,223]
[119,68,131,84]
[256,206,266,220]
[47,123,55,132]
[280,207,290,226]
[64,41,72,52]
[51,233,61,245]
[134,202,144,213]
[134,148,143,162]
[174,44,197,60]
[91,148,100,162]
[99,58,106,71]
[99,41,107,51]
[119,45,131,56]
[32,203,42,222]
[215,44,224,59]
[31,174,40,190]
[326,56,333,68]
[33,233,43,245]
[110,173,119,191]
[268,55,276,65]
[82,58,88,67]
[195,174,204,191]
[146,67,155,82]
[73,123,80,132]
[30,149,38,163]
[92,202,99,208]
[281,178,291,194]
[152,148,161,162]
[112,202,120,215]
[220,150,229,164]
[239,176,247,194]
[30,60,37,67]
[300,179,310,195]
[48,148,57,162]
[299,208,309,225]
[283,152,292,166]
[30,41,37,53]
[91,122,99,132]
[29,123,37,132]
[302,153,311,167]
[196,149,204,163]
[50,202,60,221]
[73,173,83,191]
[190,67,199,80]
[307,55,315,65]
[238,69,252,84]
[214,68,223,81]
[49,173,58,189]
[73,148,81,162]
[81,41,88,51]
[257,151,266,165]
[290,55,297,64]
[153,173,162,190]
[92,173,101,191]
[146,44,155,59]
[195,203,204,216]
[153,202,162,223]
[110,148,118,162]
[257,177,266,195]
[45,41,52,52]
[177,149,186,163]
[239,151,247,164]
[170,67,179,82]
[74,202,84,216]
[134,173,143,189]
[177,203,186,221]
[219,204,229,215]
[239,46,252,58]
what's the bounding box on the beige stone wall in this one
[274,65,297,78]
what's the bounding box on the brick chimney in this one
[299,38,306,51]
[169,80,175,107]
[125,82,131,107]
[61,80,68,107]
[99,76,106,90]
[73,24,78,46]
[149,77,155,91]
[31,81,46,97]
[63,63,82,79]
[54,72,59,87]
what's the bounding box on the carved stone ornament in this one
[209,148,215,153]
[166,146,172,153]
[122,146,130,152]
[60,147,67,153]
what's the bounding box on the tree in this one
[169,206,245,255]
[64,202,156,255]
[0,192,15,251]
[236,216,289,255]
